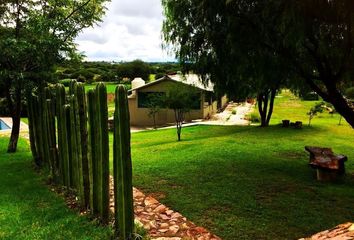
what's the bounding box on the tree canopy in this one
[162,0,354,128]
[0,0,108,152]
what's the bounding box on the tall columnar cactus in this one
[40,89,51,170]
[32,95,44,166]
[113,85,134,239]
[77,83,90,208]
[27,92,40,166]
[87,89,99,213]
[46,98,58,179]
[56,84,67,185]
[87,89,99,214]
[96,83,110,224]
[68,81,84,201]
[64,104,74,188]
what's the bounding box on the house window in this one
[138,92,165,108]
[190,93,201,110]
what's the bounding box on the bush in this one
[345,87,354,99]
[232,110,237,115]
[59,79,73,87]
[302,91,319,101]
[248,112,260,123]
[77,75,86,83]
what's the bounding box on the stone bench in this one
[305,146,347,181]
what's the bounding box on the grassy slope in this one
[0,137,112,240]
[110,91,354,240]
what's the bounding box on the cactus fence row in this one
[27,81,134,239]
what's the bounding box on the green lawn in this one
[0,137,112,240]
[110,91,354,240]
[83,82,118,94]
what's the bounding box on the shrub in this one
[77,75,86,83]
[232,109,237,115]
[302,91,319,101]
[248,112,260,123]
[345,87,354,100]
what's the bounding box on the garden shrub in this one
[302,91,319,101]
[248,112,260,123]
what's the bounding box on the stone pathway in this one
[299,222,354,240]
[109,177,221,240]
[207,102,253,125]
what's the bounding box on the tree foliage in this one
[162,0,354,128]
[164,83,199,141]
[0,0,108,152]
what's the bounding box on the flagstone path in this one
[109,177,221,240]
[299,222,354,240]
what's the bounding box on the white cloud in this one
[75,0,175,62]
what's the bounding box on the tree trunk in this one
[174,109,183,141]
[7,84,22,153]
[257,89,276,127]
[303,75,354,128]
[153,114,156,129]
[7,111,21,153]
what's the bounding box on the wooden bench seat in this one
[305,146,347,181]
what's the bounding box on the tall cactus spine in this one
[113,85,134,238]
[96,83,110,223]
[87,89,99,213]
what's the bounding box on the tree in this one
[0,0,108,152]
[162,0,291,127]
[162,0,354,128]
[115,60,151,81]
[146,93,164,129]
[307,102,324,126]
[164,83,199,141]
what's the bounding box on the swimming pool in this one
[0,119,11,130]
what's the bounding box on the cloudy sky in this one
[75,0,175,62]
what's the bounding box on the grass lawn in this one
[83,82,118,94]
[0,137,112,239]
[109,91,354,240]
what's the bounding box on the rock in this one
[171,212,182,219]
[153,237,181,240]
[135,206,144,213]
[160,223,169,229]
[168,225,180,235]
[195,227,208,234]
[149,221,158,229]
[166,210,174,215]
[160,213,170,220]
[154,205,167,213]
[158,228,169,233]
[144,196,159,206]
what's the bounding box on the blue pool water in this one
[0,119,11,130]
